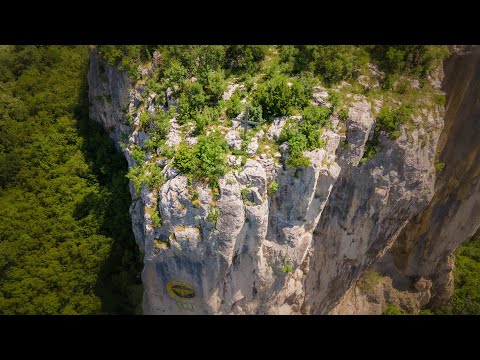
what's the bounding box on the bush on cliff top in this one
[173,131,229,187]
[254,74,311,121]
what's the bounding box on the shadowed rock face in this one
[88,46,478,315]
[302,97,443,314]
[384,46,480,307]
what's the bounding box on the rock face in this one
[88,46,479,315]
[378,45,480,307]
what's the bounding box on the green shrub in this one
[226,91,244,119]
[151,108,173,139]
[278,114,326,169]
[287,154,311,168]
[126,163,144,193]
[302,105,331,127]
[144,163,165,190]
[201,70,226,105]
[195,131,228,179]
[241,188,248,200]
[382,73,395,90]
[173,143,197,174]
[127,162,165,194]
[224,45,268,75]
[173,131,228,186]
[327,91,340,109]
[151,210,162,227]
[196,45,226,74]
[240,188,255,205]
[383,304,405,315]
[279,45,299,67]
[358,271,382,293]
[191,189,199,201]
[435,161,445,172]
[435,236,480,315]
[139,112,150,128]
[146,78,164,96]
[299,121,325,150]
[193,106,220,136]
[376,103,413,139]
[267,180,279,196]
[178,81,206,124]
[286,45,370,85]
[163,59,187,98]
[244,75,256,92]
[369,45,449,79]
[338,108,349,121]
[255,74,311,121]
[280,261,293,274]
[433,93,446,106]
[207,207,220,225]
[131,146,146,163]
[98,45,149,78]
[360,138,379,164]
[247,104,263,123]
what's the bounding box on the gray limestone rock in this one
[87,45,480,316]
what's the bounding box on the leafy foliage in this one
[302,105,331,127]
[98,45,152,78]
[173,131,228,187]
[178,81,206,124]
[436,236,480,315]
[369,45,449,79]
[277,106,329,168]
[224,45,268,75]
[200,70,226,106]
[267,180,279,196]
[207,208,220,225]
[383,304,405,315]
[376,103,414,139]
[435,161,446,172]
[255,74,311,120]
[226,91,243,119]
[192,106,220,136]
[338,108,349,121]
[280,260,293,274]
[280,45,370,85]
[0,46,143,314]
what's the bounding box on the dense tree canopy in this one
[436,236,480,315]
[0,45,143,314]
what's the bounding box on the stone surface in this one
[226,130,242,151]
[88,46,480,315]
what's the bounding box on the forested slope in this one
[0,45,143,314]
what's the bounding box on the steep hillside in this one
[0,46,143,314]
[87,45,478,314]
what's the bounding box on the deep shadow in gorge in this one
[74,61,143,315]
[381,46,480,307]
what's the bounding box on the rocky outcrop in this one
[376,45,480,308]
[88,46,479,315]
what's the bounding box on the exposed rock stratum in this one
[88,46,480,314]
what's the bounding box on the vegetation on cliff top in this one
[98,45,449,180]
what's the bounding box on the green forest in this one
[0,45,478,315]
[436,235,480,315]
[0,46,143,314]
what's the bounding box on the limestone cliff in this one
[87,46,479,314]
[331,45,480,314]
